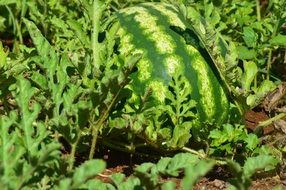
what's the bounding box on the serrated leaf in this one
[169,123,192,149]
[30,72,48,90]
[14,78,42,151]
[243,27,257,48]
[244,134,259,151]
[23,18,58,82]
[72,159,106,188]
[156,157,172,173]
[117,176,141,190]
[166,153,200,176]
[135,162,155,174]
[0,114,25,185]
[54,179,72,190]
[243,155,278,178]
[67,20,90,48]
[181,160,214,190]
[110,173,126,187]
[86,179,112,190]
[269,34,286,47]
[225,159,242,176]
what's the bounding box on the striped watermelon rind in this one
[110,3,233,148]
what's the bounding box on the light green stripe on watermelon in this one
[133,8,176,54]
[115,3,230,124]
[165,55,181,75]
[185,45,216,120]
[142,3,186,30]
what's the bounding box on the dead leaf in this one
[274,119,286,134]
[263,82,286,112]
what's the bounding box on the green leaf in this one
[243,155,278,178]
[0,0,16,5]
[181,160,215,190]
[117,176,141,190]
[0,42,7,66]
[54,179,72,190]
[256,80,276,94]
[156,157,172,173]
[246,95,257,107]
[86,179,113,190]
[165,153,200,176]
[135,162,156,174]
[244,134,259,151]
[72,159,106,188]
[161,181,176,190]
[243,27,257,48]
[0,113,25,189]
[110,173,126,187]
[2,77,61,189]
[269,34,286,47]
[0,16,5,32]
[14,78,42,152]
[209,124,236,146]
[67,20,90,48]
[226,159,242,177]
[246,80,276,107]
[23,18,58,82]
[30,72,48,90]
[237,46,256,60]
[241,61,258,91]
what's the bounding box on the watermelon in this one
[113,3,230,126]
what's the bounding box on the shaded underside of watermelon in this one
[114,3,230,125]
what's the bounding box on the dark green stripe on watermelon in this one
[115,3,229,124]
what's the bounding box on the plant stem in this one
[257,112,286,128]
[266,49,272,80]
[92,0,103,76]
[88,84,124,159]
[182,147,207,159]
[256,0,261,21]
[254,112,286,135]
[88,55,140,159]
[15,20,23,45]
[89,118,99,160]
[68,131,81,171]
[100,138,162,159]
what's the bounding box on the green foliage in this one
[227,155,279,190]
[109,71,198,150]
[54,159,106,190]
[0,78,60,190]
[207,122,281,174]
[0,0,285,189]
[77,153,214,190]
[133,153,215,190]
[209,124,258,156]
